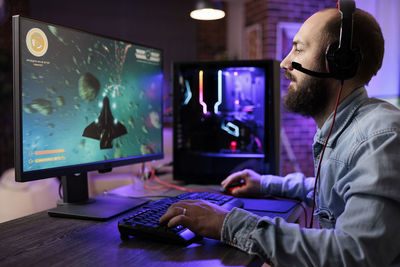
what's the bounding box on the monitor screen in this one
[13,16,163,220]
[14,16,163,182]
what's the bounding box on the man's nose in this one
[280,53,293,70]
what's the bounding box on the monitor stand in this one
[48,172,149,221]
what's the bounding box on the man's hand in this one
[221,169,263,197]
[159,199,229,240]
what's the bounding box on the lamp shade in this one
[190,0,225,21]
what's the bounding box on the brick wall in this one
[246,0,337,59]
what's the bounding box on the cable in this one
[164,106,173,116]
[57,176,63,199]
[309,80,344,228]
[145,162,209,193]
[144,164,167,190]
[268,195,308,226]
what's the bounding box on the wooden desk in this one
[0,175,302,267]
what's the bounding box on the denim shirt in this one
[221,87,400,266]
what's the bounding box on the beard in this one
[283,71,330,118]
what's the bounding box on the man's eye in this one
[296,49,302,54]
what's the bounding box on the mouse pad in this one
[239,198,298,213]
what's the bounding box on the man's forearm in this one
[261,173,315,206]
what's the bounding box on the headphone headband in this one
[326,0,361,80]
[291,0,361,81]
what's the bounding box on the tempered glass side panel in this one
[177,66,265,154]
[173,60,280,183]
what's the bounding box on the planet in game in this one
[149,111,161,129]
[78,72,100,101]
[29,98,54,115]
[56,96,65,106]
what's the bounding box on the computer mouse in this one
[222,180,246,195]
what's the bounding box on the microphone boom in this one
[292,62,333,78]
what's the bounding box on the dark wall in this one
[0,0,29,175]
[29,0,198,111]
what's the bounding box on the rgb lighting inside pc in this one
[179,66,266,154]
[173,61,280,183]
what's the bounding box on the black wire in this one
[299,202,308,227]
[57,176,63,199]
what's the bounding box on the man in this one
[160,7,400,266]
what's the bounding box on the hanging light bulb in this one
[190,0,225,21]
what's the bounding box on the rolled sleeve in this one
[221,208,259,248]
[221,207,273,262]
[261,173,315,206]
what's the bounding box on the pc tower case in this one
[173,60,280,184]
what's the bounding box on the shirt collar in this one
[314,86,368,147]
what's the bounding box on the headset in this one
[291,0,361,81]
[291,0,362,228]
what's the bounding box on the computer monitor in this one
[173,60,280,184]
[13,16,164,220]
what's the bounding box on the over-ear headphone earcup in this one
[325,41,339,75]
[325,41,361,80]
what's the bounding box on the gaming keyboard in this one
[118,192,243,244]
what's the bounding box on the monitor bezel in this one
[13,15,164,182]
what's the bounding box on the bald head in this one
[296,9,338,58]
[306,8,339,30]
[319,7,384,84]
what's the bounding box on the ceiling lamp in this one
[190,0,225,21]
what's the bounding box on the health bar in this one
[34,156,66,163]
[33,149,65,155]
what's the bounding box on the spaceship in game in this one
[82,96,127,149]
